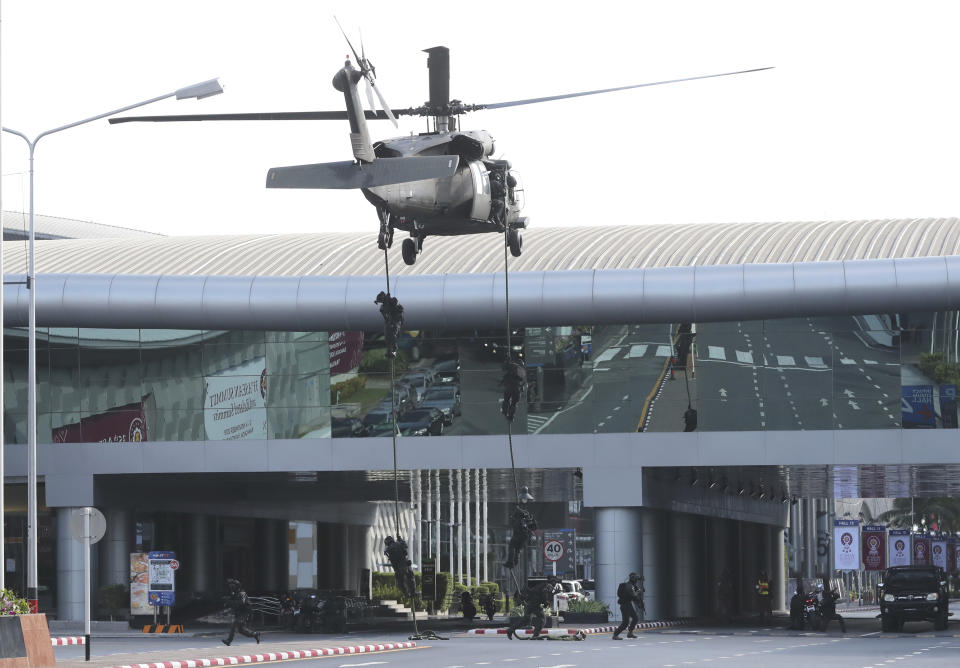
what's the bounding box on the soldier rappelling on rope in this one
[384,535,417,600]
[504,491,537,569]
[375,291,404,358]
[500,357,527,422]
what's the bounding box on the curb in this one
[108,641,418,668]
[52,637,86,646]
[467,619,692,637]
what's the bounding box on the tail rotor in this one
[336,18,399,128]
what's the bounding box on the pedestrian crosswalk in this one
[696,346,899,370]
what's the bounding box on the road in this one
[54,616,960,668]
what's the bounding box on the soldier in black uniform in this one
[612,572,643,640]
[460,590,478,621]
[384,535,417,600]
[223,578,260,646]
[819,585,846,632]
[504,504,537,569]
[632,573,647,622]
[375,291,404,359]
[506,575,558,640]
[500,358,527,422]
[789,582,806,630]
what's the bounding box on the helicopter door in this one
[468,160,491,221]
[508,170,525,210]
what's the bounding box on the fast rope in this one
[380,246,447,642]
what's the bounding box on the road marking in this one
[628,344,649,358]
[805,356,827,368]
[655,345,672,357]
[864,359,878,365]
[840,358,855,365]
[709,346,726,360]
[736,350,753,363]
[777,355,796,366]
[595,347,621,362]
[339,663,387,667]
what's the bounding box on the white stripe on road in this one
[595,347,621,362]
[840,358,856,365]
[655,345,672,357]
[805,356,827,368]
[736,350,753,363]
[627,344,649,358]
[776,355,796,366]
[708,346,726,360]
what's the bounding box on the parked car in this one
[558,579,590,601]
[361,410,395,437]
[419,386,462,424]
[400,370,435,404]
[331,417,367,438]
[879,565,949,631]
[432,358,461,384]
[396,408,445,436]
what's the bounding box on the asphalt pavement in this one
[51,613,960,668]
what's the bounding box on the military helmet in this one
[385,535,394,545]
[629,572,639,582]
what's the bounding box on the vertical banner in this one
[862,526,887,571]
[912,535,932,566]
[950,541,960,575]
[888,530,911,567]
[421,558,436,603]
[130,553,149,616]
[901,385,936,428]
[833,520,860,571]
[932,540,948,570]
[940,385,958,428]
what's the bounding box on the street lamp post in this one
[2,78,222,610]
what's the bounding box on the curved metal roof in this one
[3,217,959,277]
[2,211,163,241]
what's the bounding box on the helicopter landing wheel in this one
[508,228,523,257]
[402,238,418,265]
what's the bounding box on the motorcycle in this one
[279,591,299,630]
[802,591,824,631]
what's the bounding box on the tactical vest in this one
[757,579,770,596]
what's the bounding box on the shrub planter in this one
[0,613,55,668]
[561,611,609,624]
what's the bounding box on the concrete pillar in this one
[56,507,83,622]
[256,519,285,593]
[188,514,217,595]
[804,499,817,580]
[100,507,134,587]
[669,513,703,618]
[596,507,643,622]
[705,517,729,618]
[774,525,786,612]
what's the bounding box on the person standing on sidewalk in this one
[612,572,642,640]
[755,570,772,624]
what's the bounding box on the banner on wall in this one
[833,520,860,571]
[932,540,948,570]
[329,331,365,375]
[130,553,149,616]
[862,526,886,571]
[912,535,932,565]
[888,530,911,567]
[53,400,147,443]
[204,357,267,440]
[901,385,936,428]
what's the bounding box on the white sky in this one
[2,0,960,238]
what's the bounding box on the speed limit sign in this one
[543,539,565,562]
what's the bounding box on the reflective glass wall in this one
[4,311,956,443]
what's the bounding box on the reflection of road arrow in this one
[843,389,855,398]
[820,398,829,407]
[848,400,860,410]
[719,388,728,400]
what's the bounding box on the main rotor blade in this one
[108,109,415,124]
[480,67,774,110]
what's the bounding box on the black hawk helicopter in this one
[111,32,771,265]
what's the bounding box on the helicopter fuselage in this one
[362,129,525,237]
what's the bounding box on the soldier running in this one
[506,575,558,640]
[223,578,260,646]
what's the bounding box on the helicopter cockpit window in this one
[508,171,524,209]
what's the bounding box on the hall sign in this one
[833,520,860,571]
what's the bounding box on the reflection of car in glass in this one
[419,386,462,424]
[400,370,435,404]
[558,580,590,601]
[331,417,367,438]
[362,411,395,436]
[432,358,461,384]
[879,565,949,631]
[396,408,445,436]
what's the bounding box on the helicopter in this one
[111,32,772,265]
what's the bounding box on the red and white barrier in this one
[109,641,418,668]
[467,619,692,637]
[51,637,86,646]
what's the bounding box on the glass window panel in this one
[147,408,204,441]
[141,344,203,381]
[270,405,330,439]
[79,346,144,414]
[78,328,141,347]
[201,343,266,377]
